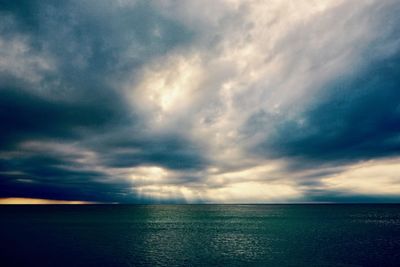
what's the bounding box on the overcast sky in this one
[1,0,400,203]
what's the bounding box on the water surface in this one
[1,204,399,266]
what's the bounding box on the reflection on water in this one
[1,204,400,266]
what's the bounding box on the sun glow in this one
[0,198,96,205]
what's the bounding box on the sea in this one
[1,204,399,266]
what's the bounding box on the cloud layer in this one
[1,0,400,203]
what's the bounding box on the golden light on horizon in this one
[0,198,96,205]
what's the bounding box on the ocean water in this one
[1,204,399,267]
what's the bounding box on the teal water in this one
[1,204,399,266]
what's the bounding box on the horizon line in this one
[0,198,399,205]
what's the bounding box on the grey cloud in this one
[257,53,400,163]
[0,0,200,202]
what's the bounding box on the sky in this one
[0,0,400,204]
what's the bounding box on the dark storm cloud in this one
[0,150,134,202]
[0,0,199,202]
[257,54,400,165]
[244,1,400,171]
[91,132,207,170]
[305,190,400,204]
[0,86,127,149]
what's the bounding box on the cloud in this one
[1,0,400,203]
[258,53,400,163]
[322,158,400,196]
